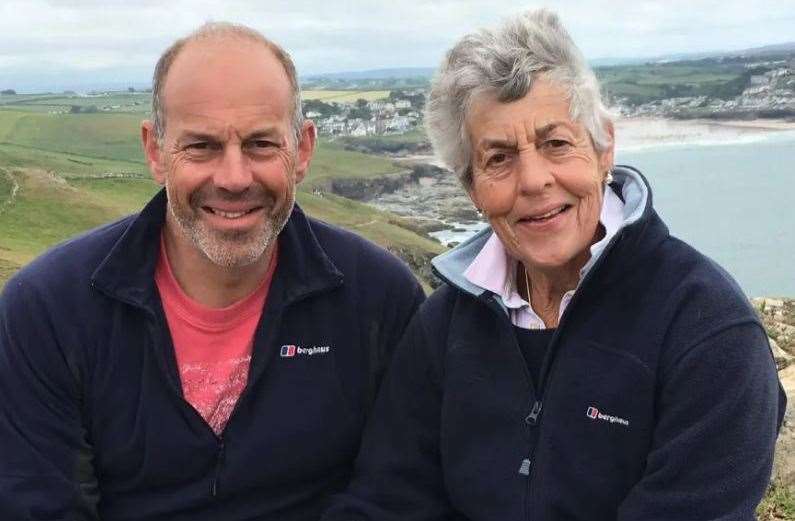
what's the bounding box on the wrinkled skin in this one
[466,78,614,324]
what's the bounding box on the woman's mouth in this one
[523,204,572,223]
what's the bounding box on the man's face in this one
[143,38,314,268]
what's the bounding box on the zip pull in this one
[210,441,226,497]
[518,458,531,476]
[525,400,543,425]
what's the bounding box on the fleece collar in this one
[90,190,343,313]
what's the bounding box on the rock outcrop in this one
[754,298,795,491]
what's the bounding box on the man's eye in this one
[248,140,276,149]
[185,142,215,151]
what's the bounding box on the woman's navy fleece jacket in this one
[325,167,786,521]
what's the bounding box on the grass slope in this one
[1,111,144,163]
[596,62,747,104]
[0,169,125,265]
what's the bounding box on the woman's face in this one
[466,78,614,275]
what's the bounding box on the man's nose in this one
[213,146,253,193]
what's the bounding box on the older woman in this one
[324,9,784,521]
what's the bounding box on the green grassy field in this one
[0,92,151,113]
[0,98,443,289]
[596,62,748,104]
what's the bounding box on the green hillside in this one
[596,61,749,104]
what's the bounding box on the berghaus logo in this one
[586,406,630,427]
[280,344,331,357]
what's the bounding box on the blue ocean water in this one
[618,130,795,297]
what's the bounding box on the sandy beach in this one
[615,117,795,151]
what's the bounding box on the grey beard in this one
[164,182,294,269]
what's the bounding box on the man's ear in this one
[293,120,317,184]
[142,120,166,185]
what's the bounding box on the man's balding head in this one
[151,22,303,146]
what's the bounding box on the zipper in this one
[525,400,543,425]
[105,295,232,492]
[518,231,627,519]
[518,400,543,476]
[482,297,545,482]
[210,440,225,497]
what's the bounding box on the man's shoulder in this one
[3,214,136,299]
[305,214,417,284]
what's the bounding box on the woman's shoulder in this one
[655,235,750,304]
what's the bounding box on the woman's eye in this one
[486,153,508,167]
[544,139,571,149]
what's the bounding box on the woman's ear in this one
[598,120,615,174]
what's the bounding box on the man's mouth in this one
[523,204,572,223]
[203,206,262,219]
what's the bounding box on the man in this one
[0,23,424,520]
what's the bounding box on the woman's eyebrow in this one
[535,121,575,137]
[477,137,517,149]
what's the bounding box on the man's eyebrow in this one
[242,128,281,141]
[176,131,221,143]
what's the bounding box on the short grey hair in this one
[425,9,612,188]
[151,22,304,146]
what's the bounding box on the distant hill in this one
[641,41,795,64]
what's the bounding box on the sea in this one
[429,129,795,298]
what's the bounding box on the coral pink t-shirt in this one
[155,237,277,435]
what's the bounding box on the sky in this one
[2,0,795,92]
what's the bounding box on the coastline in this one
[361,116,795,290]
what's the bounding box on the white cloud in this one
[1,0,794,89]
